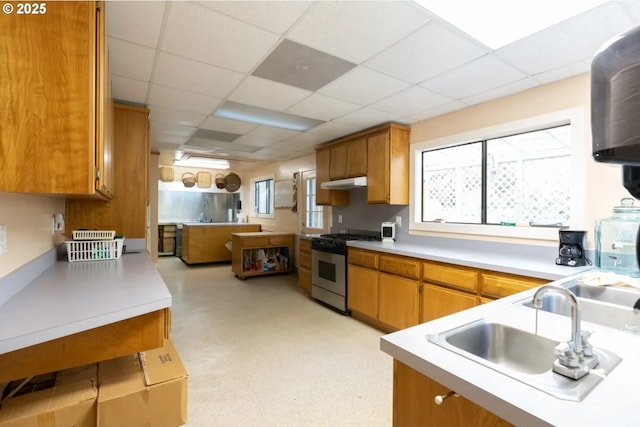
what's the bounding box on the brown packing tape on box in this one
[97,339,188,427]
[0,364,98,427]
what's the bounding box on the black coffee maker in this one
[556,230,587,267]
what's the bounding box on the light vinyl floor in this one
[158,257,393,427]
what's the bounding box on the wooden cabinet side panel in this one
[421,284,479,323]
[393,360,513,427]
[0,2,95,194]
[367,132,390,203]
[378,273,419,330]
[347,265,379,318]
[298,266,312,295]
[388,127,410,205]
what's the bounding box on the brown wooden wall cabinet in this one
[181,224,261,264]
[393,360,512,427]
[0,2,113,197]
[315,123,410,206]
[298,238,312,295]
[232,232,295,279]
[348,247,547,330]
[65,104,150,238]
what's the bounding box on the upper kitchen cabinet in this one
[0,1,113,198]
[315,123,410,206]
[66,104,150,238]
[367,125,410,204]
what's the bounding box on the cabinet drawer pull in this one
[434,390,459,405]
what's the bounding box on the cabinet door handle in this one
[434,390,459,405]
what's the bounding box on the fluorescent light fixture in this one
[173,157,230,169]
[214,101,325,131]
[415,0,608,49]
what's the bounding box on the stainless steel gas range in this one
[311,231,381,314]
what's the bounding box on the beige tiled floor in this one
[158,257,393,427]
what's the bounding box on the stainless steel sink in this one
[427,319,621,401]
[518,280,640,332]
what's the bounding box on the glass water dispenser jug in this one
[595,198,640,274]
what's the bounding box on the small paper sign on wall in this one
[274,179,294,208]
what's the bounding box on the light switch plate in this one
[0,224,6,255]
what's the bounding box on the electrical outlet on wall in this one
[338,215,342,224]
[396,216,402,227]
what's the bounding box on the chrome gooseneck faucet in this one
[532,284,599,380]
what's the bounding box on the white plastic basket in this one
[65,238,124,262]
[72,230,116,240]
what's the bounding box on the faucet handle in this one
[580,330,594,356]
[554,342,580,368]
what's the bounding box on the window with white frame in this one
[411,108,585,241]
[251,175,274,218]
[304,176,323,230]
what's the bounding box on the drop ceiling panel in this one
[105,1,165,48]
[461,77,540,106]
[287,1,431,63]
[108,38,155,82]
[496,2,635,75]
[151,121,197,138]
[420,54,527,100]
[286,94,361,121]
[246,125,301,140]
[148,85,222,115]
[191,128,242,143]
[228,76,312,110]
[200,116,258,134]
[149,106,207,127]
[532,59,592,84]
[161,2,279,72]
[151,134,189,146]
[333,107,403,128]
[199,1,312,35]
[286,132,329,146]
[251,39,357,91]
[366,22,488,84]
[406,100,468,122]
[306,121,361,139]
[233,133,280,148]
[153,53,244,98]
[111,75,148,104]
[318,67,411,105]
[370,86,453,117]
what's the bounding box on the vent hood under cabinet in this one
[320,176,367,190]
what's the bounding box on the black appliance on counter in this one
[556,230,587,267]
[591,23,640,268]
[311,230,381,314]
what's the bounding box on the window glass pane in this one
[422,143,482,223]
[305,177,323,229]
[254,179,273,215]
[486,125,571,225]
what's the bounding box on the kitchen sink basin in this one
[518,280,640,332]
[427,319,621,401]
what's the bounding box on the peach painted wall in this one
[0,193,65,279]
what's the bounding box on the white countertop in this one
[181,222,256,227]
[0,252,172,354]
[381,279,640,427]
[348,240,591,280]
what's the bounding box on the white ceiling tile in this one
[532,59,592,84]
[366,22,488,83]
[106,1,165,48]
[420,55,527,100]
[306,121,361,139]
[111,75,148,104]
[161,2,279,73]
[247,126,300,140]
[333,107,403,128]
[497,2,636,75]
[148,85,223,115]
[286,94,361,121]
[153,53,244,98]
[200,117,258,134]
[198,1,312,34]
[233,133,280,148]
[461,78,540,106]
[370,86,453,117]
[228,76,311,110]
[407,100,469,121]
[108,38,155,82]
[152,134,189,146]
[318,67,411,105]
[149,106,207,127]
[151,121,197,137]
[285,132,328,146]
[287,1,430,63]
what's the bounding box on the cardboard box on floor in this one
[97,339,188,427]
[0,363,98,427]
